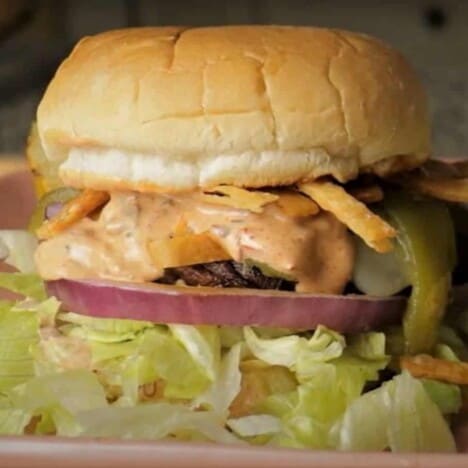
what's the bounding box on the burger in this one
[0,26,467,451]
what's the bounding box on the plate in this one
[1,436,467,468]
[0,165,466,467]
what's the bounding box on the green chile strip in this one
[383,192,456,354]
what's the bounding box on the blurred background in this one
[0,0,466,157]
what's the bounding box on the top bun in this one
[37,26,430,192]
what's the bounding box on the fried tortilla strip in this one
[36,189,110,240]
[348,184,384,204]
[401,354,468,385]
[201,185,278,213]
[229,362,296,418]
[148,232,231,269]
[405,176,468,203]
[138,380,165,402]
[275,191,320,218]
[420,159,468,178]
[298,181,396,253]
[173,217,191,236]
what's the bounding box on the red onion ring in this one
[45,203,63,220]
[46,279,405,332]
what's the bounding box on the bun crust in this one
[37,26,430,191]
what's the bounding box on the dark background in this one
[0,0,466,157]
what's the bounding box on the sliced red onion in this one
[46,279,405,332]
[45,203,63,220]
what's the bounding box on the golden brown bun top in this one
[37,26,430,191]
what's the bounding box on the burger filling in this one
[1,157,467,450]
[34,190,355,294]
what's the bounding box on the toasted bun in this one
[37,26,430,191]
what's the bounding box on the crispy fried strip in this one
[201,185,278,213]
[298,181,396,253]
[420,159,468,178]
[401,354,468,385]
[148,232,231,269]
[398,159,468,202]
[405,176,468,203]
[138,380,165,402]
[173,217,190,236]
[348,184,384,204]
[36,189,110,240]
[229,363,296,418]
[275,192,320,218]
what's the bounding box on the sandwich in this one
[0,26,467,450]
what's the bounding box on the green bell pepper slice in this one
[383,191,456,355]
[28,187,80,233]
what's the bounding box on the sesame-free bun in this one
[37,26,430,191]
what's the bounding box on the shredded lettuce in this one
[244,325,345,371]
[437,325,468,361]
[435,343,460,362]
[332,372,456,452]
[262,361,384,448]
[244,327,302,367]
[74,402,242,444]
[0,301,39,392]
[194,343,242,418]
[90,327,213,402]
[252,332,389,449]
[58,312,155,345]
[90,340,141,365]
[0,273,46,301]
[117,354,159,406]
[0,408,31,435]
[169,325,220,382]
[63,325,142,344]
[138,328,212,399]
[227,414,281,437]
[15,296,60,327]
[8,370,107,414]
[59,312,154,335]
[3,370,107,436]
[219,326,244,348]
[32,333,91,376]
[347,332,387,361]
[0,230,38,273]
[421,379,462,415]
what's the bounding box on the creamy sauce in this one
[35,192,355,293]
